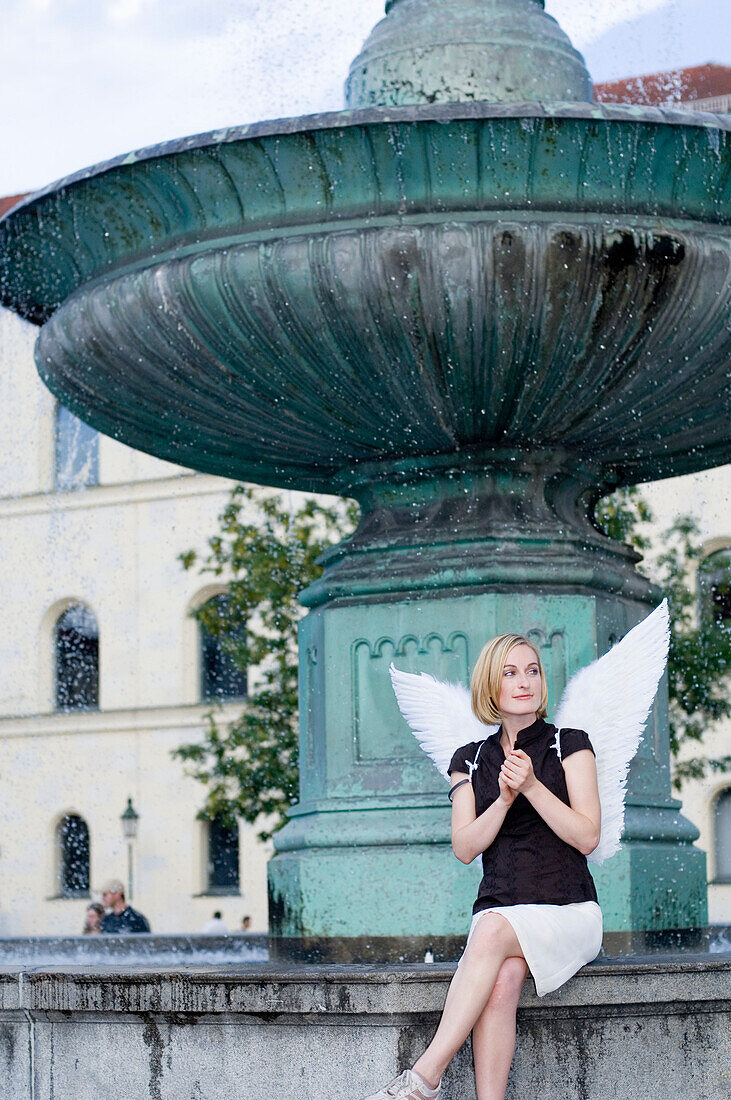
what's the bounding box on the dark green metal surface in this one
[346,0,592,107]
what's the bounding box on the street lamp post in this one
[120,798,139,902]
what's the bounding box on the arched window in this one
[206,814,240,894]
[57,814,90,897]
[199,594,247,702]
[55,405,99,491]
[55,605,99,711]
[698,549,731,626]
[714,789,731,883]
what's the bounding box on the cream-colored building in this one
[0,298,729,935]
[0,304,272,936]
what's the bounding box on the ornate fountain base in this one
[269,460,708,938]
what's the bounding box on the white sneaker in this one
[361,1068,442,1099]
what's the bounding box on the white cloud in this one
[547,0,669,47]
[106,0,151,23]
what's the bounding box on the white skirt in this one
[461,901,603,997]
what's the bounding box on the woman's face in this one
[498,644,542,719]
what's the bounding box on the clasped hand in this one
[498,749,536,804]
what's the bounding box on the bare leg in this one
[472,956,527,1100]
[412,915,524,1089]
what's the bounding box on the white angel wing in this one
[554,600,670,865]
[389,664,497,779]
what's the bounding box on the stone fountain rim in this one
[2,97,729,231]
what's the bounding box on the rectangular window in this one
[207,816,240,894]
[56,405,99,491]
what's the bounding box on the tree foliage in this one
[596,491,731,790]
[173,486,357,839]
[594,485,653,551]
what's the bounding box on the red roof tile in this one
[0,194,28,218]
[594,63,731,106]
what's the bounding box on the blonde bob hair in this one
[471,634,548,724]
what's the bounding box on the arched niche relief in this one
[39,598,99,713]
[525,628,567,714]
[352,630,469,765]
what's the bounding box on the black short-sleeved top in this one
[448,717,598,914]
[100,906,151,934]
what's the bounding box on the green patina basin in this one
[1,101,729,495]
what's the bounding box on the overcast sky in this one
[1,0,729,196]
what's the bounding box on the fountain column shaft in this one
[346,0,593,108]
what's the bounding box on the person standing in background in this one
[99,879,151,933]
[82,901,105,934]
[202,910,228,934]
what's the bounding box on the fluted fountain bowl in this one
[1,101,729,496]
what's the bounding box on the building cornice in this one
[0,473,234,518]
[0,701,244,738]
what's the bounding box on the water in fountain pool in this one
[0,932,269,970]
[0,926,728,971]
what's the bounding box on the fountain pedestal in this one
[269,457,707,938]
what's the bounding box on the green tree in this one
[594,485,653,551]
[596,490,731,790]
[173,485,357,839]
